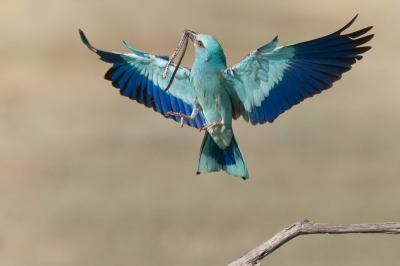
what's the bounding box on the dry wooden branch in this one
[228,220,400,266]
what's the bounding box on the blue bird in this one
[80,15,373,180]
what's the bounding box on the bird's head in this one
[186,30,226,66]
[161,30,227,81]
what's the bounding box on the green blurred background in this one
[1,0,399,265]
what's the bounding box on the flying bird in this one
[79,15,373,180]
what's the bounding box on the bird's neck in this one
[192,54,227,73]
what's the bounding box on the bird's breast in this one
[191,70,232,125]
[190,70,233,149]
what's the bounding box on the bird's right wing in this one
[79,30,205,129]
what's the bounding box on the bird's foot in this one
[201,122,223,133]
[167,111,192,127]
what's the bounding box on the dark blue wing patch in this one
[104,61,205,128]
[253,15,373,124]
[79,30,205,129]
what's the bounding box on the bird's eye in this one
[196,40,205,48]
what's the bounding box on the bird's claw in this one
[201,122,223,133]
[167,111,190,128]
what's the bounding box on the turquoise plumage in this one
[79,15,373,180]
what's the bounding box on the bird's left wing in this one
[79,30,205,129]
[222,15,373,125]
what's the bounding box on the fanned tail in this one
[197,131,249,179]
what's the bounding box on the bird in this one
[79,15,373,180]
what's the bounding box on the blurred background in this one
[1,0,399,265]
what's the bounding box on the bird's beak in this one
[185,30,197,42]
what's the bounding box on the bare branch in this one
[228,220,400,266]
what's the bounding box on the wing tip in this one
[79,29,97,53]
[336,14,359,34]
[122,40,148,56]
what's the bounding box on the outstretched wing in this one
[222,15,373,125]
[79,30,205,129]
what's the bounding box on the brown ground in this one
[1,1,400,265]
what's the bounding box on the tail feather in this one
[197,131,249,179]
